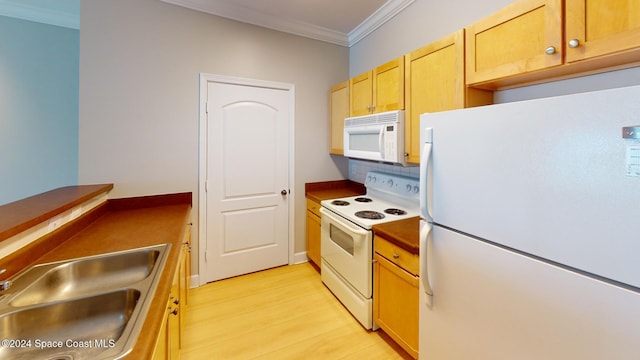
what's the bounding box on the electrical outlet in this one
[71,207,82,220]
[48,216,62,231]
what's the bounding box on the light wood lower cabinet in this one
[374,236,419,359]
[306,199,321,268]
[152,226,191,360]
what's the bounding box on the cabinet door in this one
[374,253,419,359]
[565,0,640,62]
[169,261,181,359]
[349,71,373,116]
[466,0,563,86]
[181,225,191,309]
[151,308,169,360]
[329,81,349,155]
[373,56,404,113]
[306,199,322,267]
[405,31,465,164]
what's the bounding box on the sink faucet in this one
[0,269,11,291]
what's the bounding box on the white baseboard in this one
[190,252,310,288]
[293,251,310,265]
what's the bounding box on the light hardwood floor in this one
[181,262,414,360]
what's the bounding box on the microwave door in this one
[344,126,384,161]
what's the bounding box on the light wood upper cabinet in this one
[350,56,404,116]
[466,0,640,88]
[405,30,492,164]
[350,71,373,116]
[466,0,563,86]
[329,81,349,155]
[565,0,640,63]
[374,57,405,113]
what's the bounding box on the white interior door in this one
[200,76,292,283]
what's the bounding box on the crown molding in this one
[161,0,348,46]
[348,0,414,46]
[161,0,412,47]
[0,0,79,29]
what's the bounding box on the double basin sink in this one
[0,244,170,360]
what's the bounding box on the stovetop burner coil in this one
[331,200,350,206]
[384,208,407,216]
[355,210,385,220]
[354,197,372,203]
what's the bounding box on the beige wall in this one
[349,0,513,76]
[79,0,350,275]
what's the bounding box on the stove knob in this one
[413,185,419,193]
[406,184,412,192]
[387,179,394,187]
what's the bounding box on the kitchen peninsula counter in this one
[0,186,192,359]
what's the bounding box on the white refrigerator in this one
[418,85,640,360]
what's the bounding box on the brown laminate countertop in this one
[372,216,420,255]
[305,180,365,203]
[0,184,114,242]
[0,188,191,360]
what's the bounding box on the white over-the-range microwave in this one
[343,110,408,166]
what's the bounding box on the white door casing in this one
[199,74,295,284]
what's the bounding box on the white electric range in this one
[319,171,419,329]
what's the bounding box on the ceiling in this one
[0,0,413,47]
[160,0,414,46]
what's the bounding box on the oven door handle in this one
[320,207,370,236]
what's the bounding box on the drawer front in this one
[375,236,419,276]
[306,198,321,217]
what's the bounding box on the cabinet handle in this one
[568,39,580,48]
[171,308,179,316]
[392,253,400,259]
[174,298,180,305]
[545,46,557,55]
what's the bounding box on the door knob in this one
[281,189,288,196]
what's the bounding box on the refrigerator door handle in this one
[420,222,434,304]
[420,128,433,222]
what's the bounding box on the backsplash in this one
[348,159,419,183]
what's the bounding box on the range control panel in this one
[365,171,419,197]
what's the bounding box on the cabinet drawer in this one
[306,198,321,217]
[375,236,419,276]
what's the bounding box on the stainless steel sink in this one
[9,247,161,307]
[0,289,140,360]
[0,244,170,360]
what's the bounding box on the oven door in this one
[320,207,373,298]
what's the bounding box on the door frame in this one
[198,73,296,286]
